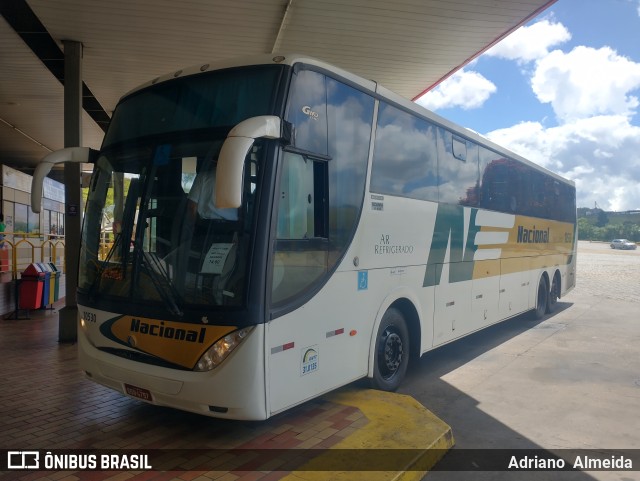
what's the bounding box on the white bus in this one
[32,55,576,420]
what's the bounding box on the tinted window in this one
[326,77,374,257]
[437,129,479,206]
[371,102,438,201]
[273,71,374,307]
[286,69,328,156]
[557,182,577,223]
[479,146,575,222]
[103,65,284,148]
[479,147,516,213]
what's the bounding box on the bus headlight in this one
[194,327,254,372]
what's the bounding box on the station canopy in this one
[0,0,555,172]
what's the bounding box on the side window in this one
[436,129,479,206]
[326,77,374,258]
[285,69,328,156]
[272,70,374,308]
[479,147,515,213]
[527,170,551,219]
[452,135,467,161]
[479,148,565,218]
[558,183,576,223]
[276,153,327,240]
[371,102,438,201]
[272,153,328,305]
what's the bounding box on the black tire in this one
[546,274,560,314]
[371,308,409,391]
[532,276,549,320]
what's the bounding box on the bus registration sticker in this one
[301,346,319,376]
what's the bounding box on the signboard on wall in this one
[43,177,65,202]
[2,165,31,192]
[1,165,66,201]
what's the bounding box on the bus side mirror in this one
[216,116,287,209]
[31,147,98,213]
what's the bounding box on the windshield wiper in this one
[136,244,184,317]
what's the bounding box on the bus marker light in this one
[271,342,295,354]
[326,328,344,338]
[350,330,357,337]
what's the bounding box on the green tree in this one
[595,209,609,227]
[577,218,595,240]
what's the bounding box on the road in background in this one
[400,241,640,480]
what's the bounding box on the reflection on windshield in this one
[79,137,262,311]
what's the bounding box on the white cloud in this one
[417,17,640,211]
[485,20,571,63]
[486,115,640,210]
[478,21,640,210]
[532,46,640,121]
[415,69,496,111]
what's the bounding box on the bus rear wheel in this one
[371,308,409,391]
[532,276,549,320]
[546,274,560,313]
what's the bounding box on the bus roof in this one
[122,53,574,188]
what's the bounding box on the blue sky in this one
[416,0,640,211]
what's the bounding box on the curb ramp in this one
[282,387,455,481]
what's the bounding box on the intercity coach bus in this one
[31,54,576,420]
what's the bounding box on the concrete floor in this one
[1,241,638,481]
[400,241,640,480]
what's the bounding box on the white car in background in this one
[610,239,637,250]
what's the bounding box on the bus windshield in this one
[79,134,265,312]
[79,65,284,313]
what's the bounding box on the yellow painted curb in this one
[281,387,454,481]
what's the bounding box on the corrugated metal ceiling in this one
[0,0,555,173]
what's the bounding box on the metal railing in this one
[0,233,65,280]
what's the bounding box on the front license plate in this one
[124,384,153,402]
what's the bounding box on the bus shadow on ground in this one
[410,301,573,381]
[392,302,609,480]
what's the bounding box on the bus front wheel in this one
[371,308,409,391]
